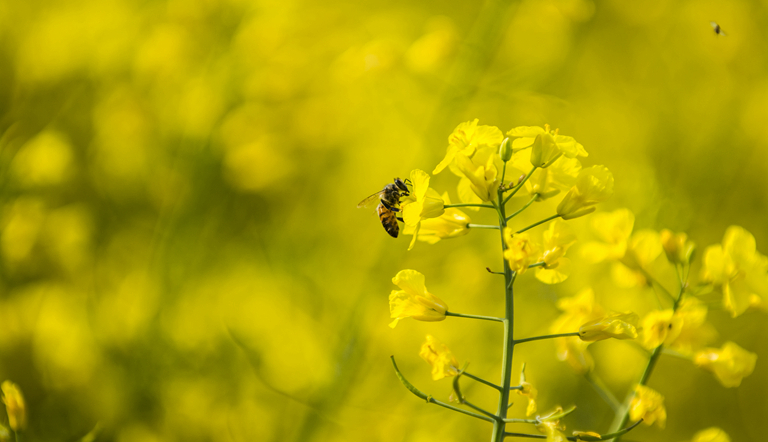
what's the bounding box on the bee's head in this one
[394,178,411,193]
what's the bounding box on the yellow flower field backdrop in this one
[0,0,766,441]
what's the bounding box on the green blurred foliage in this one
[0,0,766,441]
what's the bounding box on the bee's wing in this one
[357,190,385,209]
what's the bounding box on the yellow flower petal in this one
[629,385,666,428]
[694,341,757,388]
[419,335,460,380]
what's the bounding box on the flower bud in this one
[660,229,695,264]
[1,381,26,432]
[499,137,513,162]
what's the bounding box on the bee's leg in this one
[397,217,404,223]
[380,200,401,212]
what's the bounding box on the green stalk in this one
[505,194,537,221]
[444,203,496,209]
[445,311,505,323]
[517,214,561,234]
[490,188,516,442]
[610,278,687,439]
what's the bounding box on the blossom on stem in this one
[388,270,448,328]
[535,220,576,284]
[508,152,581,201]
[419,335,460,380]
[400,169,445,250]
[550,288,605,373]
[556,166,614,220]
[640,309,682,349]
[701,226,768,317]
[506,124,588,168]
[1,381,26,432]
[517,365,538,416]
[503,228,538,274]
[581,208,634,263]
[403,192,470,245]
[455,153,498,203]
[629,385,667,428]
[694,341,757,388]
[536,407,569,442]
[689,427,731,442]
[666,297,717,356]
[433,119,503,175]
[578,312,638,342]
[660,229,696,265]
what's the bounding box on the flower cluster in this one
[376,120,759,442]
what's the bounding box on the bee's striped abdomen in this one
[378,204,399,238]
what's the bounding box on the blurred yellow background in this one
[0,0,766,441]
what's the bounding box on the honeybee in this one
[710,21,726,36]
[357,178,411,238]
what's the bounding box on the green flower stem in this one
[502,432,547,440]
[445,311,505,323]
[464,371,502,391]
[502,417,538,424]
[513,332,579,345]
[609,280,687,440]
[500,159,508,187]
[463,399,501,421]
[505,195,538,221]
[526,261,546,269]
[584,370,621,412]
[502,166,537,206]
[516,214,561,234]
[390,356,495,423]
[445,203,496,209]
[468,223,501,230]
[504,419,642,441]
[491,186,517,442]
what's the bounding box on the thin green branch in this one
[502,417,538,424]
[505,195,538,221]
[504,419,642,441]
[464,399,501,421]
[390,356,495,423]
[464,371,502,391]
[502,166,537,206]
[584,371,621,412]
[514,332,579,345]
[469,223,501,230]
[445,311,505,323]
[516,214,561,234]
[527,261,546,269]
[445,203,496,209]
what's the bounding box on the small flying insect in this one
[357,178,411,238]
[710,21,727,36]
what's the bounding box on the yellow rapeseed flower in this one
[536,407,569,442]
[455,153,498,202]
[503,228,538,274]
[660,229,695,265]
[419,335,460,380]
[388,269,448,328]
[1,381,26,432]
[433,119,503,175]
[666,297,717,356]
[640,309,682,349]
[550,288,605,373]
[517,366,538,416]
[403,192,470,244]
[581,208,634,263]
[556,166,614,220]
[400,169,445,250]
[690,427,731,442]
[506,124,588,169]
[535,220,576,284]
[629,385,667,428]
[701,226,768,317]
[694,341,757,388]
[578,312,638,342]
